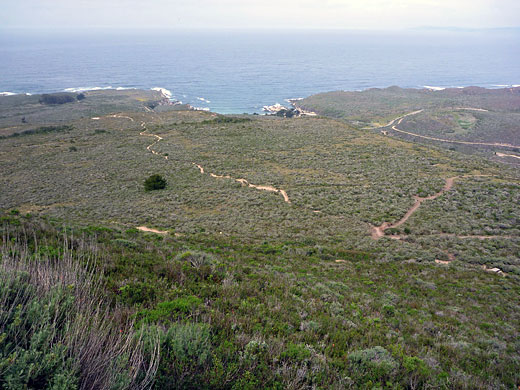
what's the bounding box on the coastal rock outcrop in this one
[262,102,317,118]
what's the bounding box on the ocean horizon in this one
[1,29,519,114]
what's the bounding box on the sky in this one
[1,0,519,31]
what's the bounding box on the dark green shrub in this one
[399,355,432,389]
[39,93,76,105]
[144,174,167,191]
[280,343,311,362]
[111,238,138,249]
[137,296,202,323]
[173,251,225,283]
[0,125,73,139]
[119,281,157,305]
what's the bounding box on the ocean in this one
[1,29,519,114]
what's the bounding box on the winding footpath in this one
[387,109,520,149]
[372,177,456,239]
[371,175,494,239]
[193,163,291,203]
[496,152,520,160]
[106,113,290,203]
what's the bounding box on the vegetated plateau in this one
[0,88,519,389]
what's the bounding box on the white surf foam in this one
[151,87,172,99]
[64,86,116,93]
[423,85,446,91]
[0,92,17,96]
[196,97,211,103]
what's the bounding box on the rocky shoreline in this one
[262,99,317,118]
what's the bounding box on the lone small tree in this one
[144,174,167,191]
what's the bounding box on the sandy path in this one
[455,107,489,112]
[389,111,520,149]
[139,121,168,160]
[496,152,520,160]
[193,163,291,203]
[367,110,424,129]
[107,113,168,160]
[136,226,169,234]
[108,114,135,122]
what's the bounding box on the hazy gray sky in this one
[2,0,519,30]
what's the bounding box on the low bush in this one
[144,174,167,191]
[137,296,202,324]
[39,93,77,105]
[0,232,158,390]
[1,125,73,139]
[347,346,398,384]
[154,323,212,388]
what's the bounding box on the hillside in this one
[1,89,519,389]
[0,89,189,137]
[296,86,520,163]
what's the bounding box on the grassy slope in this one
[2,215,519,389]
[1,90,520,388]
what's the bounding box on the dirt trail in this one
[367,110,424,129]
[108,114,135,122]
[496,152,520,160]
[371,175,494,239]
[139,121,168,160]
[136,226,169,234]
[455,107,489,112]
[109,113,291,203]
[389,110,520,149]
[371,177,456,239]
[193,163,291,203]
[108,113,168,160]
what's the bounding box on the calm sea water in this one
[1,30,519,113]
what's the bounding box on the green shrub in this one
[347,346,398,383]
[382,304,396,317]
[175,251,215,268]
[280,343,311,362]
[0,234,157,390]
[39,93,76,105]
[0,125,73,139]
[137,296,202,323]
[154,323,212,388]
[144,174,167,191]
[111,238,138,249]
[173,251,225,282]
[119,281,157,305]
